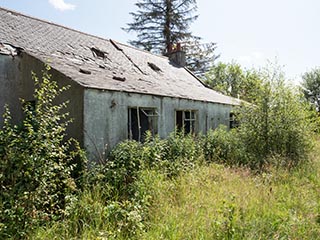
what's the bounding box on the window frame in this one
[128,107,159,141]
[175,109,198,134]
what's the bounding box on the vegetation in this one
[301,67,320,112]
[141,148,320,239]
[0,65,319,239]
[124,0,218,77]
[204,61,263,102]
[236,65,313,168]
[28,132,320,239]
[0,66,86,239]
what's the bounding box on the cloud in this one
[48,0,76,11]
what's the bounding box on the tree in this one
[186,40,218,77]
[204,62,263,102]
[301,67,320,112]
[236,66,313,169]
[124,0,217,77]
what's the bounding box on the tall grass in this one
[141,148,320,239]
[31,139,320,239]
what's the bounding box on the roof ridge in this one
[115,41,169,60]
[0,7,111,43]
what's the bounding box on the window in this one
[229,112,238,129]
[175,110,197,134]
[128,107,158,141]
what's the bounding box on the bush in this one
[236,67,313,169]
[107,140,142,199]
[161,131,202,177]
[141,132,166,169]
[202,126,249,166]
[0,65,86,238]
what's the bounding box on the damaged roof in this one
[0,7,240,105]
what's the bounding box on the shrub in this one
[103,140,142,200]
[236,67,313,169]
[161,131,203,177]
[202,126,249,166]
[140,132,166,169]
[0,65,86,238]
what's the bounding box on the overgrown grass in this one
[30,140,320,239]
[141,142,320,239]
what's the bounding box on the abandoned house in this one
[0,7,241,161]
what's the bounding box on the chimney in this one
[168,43,186,67]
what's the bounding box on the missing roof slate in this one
[79,68,91,74]
[0,43,22,56]
[113,76,126,81]
[148,62,162,72]
[91,47,107,59]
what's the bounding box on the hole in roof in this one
[0,43,22,56]
[91,47,108,59]
[148,62,161,72]
[113,76,126,82]
[79,68,91,74]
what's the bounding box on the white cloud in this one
[48,0,76,11]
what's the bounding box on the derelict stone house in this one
[0,8,240,161]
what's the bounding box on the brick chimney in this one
[168,43,186,67]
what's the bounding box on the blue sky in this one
[1,0,319,83]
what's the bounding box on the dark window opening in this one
[229,112,239,129]
[128,108,158,141]
[175,110,197,134]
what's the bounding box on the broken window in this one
[128,107,159,141]
[175,110,197,134]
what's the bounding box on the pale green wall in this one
[0,54,23,125]
[83,89,233,161]
[0,53,84,146]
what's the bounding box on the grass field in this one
[31,140,320,239]
[141,142,320,239]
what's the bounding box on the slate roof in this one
[0,7,240,105]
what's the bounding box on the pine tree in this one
[123,0,217,77]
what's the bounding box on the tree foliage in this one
[301,67,320,112]
[0,65,86,238]
[124,0,218,77]
[186,40,218,77]
[205,62,263,102]
[235,65,313,168]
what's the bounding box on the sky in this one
[0,0,319,83]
